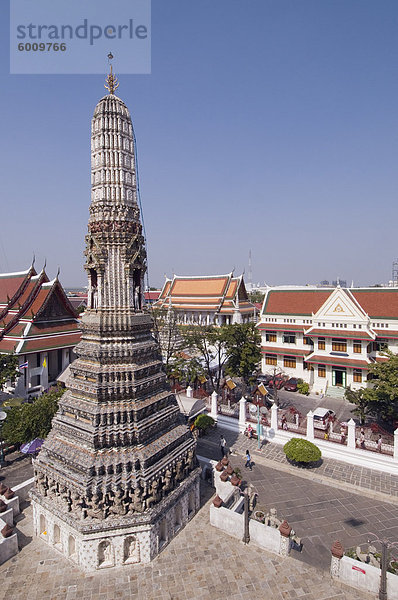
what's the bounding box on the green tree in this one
[0,354,19,390]
[344,387,369,425]
[168,354,204,387]
[358,350,398,425]
[181,325,228,392]
[2,386,64,445]
[248,290,265,304]
[223,322,261,383]
[150,306,182,370]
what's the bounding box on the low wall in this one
[13,477,35,502]
[332,555,398,600]
[210,409,398,476]
[210,463,290,557]
[262,427,398,476]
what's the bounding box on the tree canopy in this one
[2,386,64,445]
[0,354,19,390]
[181,325,227,392]
[223,322,261,383]
[345,350,398,426]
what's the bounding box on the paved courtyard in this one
[1,430,397,597]
[197,429,398,571]
[0,481,373,600]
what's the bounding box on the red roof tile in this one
[263,289,332,316]
[373,329,398,338]
[304,328,373,340]
[261,346,311,356]
[350,289,398,319]
[0,272,29,304]
[258,323,306,331]
[305,354,370,368]
[19,332,81,353]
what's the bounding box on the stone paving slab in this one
[198,428,398,503]
[0,482,373,600]
[197,429,398,572]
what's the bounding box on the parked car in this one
[284,377,298,392]
[257,374,272,385]
[269,374,288,390]
[313,407,336,430]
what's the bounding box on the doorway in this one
[332,368,346,387]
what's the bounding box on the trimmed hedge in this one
[194,414,215,432]
[283,438,321,464]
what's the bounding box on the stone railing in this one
[205,391,398,475]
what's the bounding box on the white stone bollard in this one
[186,386,193,398]
[306,410,314,441]
[394,428,398,460]
[239,396,247,432]
[210,391,218,421]
[347,419,356,449]
[270,404,278,431]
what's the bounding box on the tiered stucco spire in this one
[31,66,200,571]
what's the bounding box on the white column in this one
[394,428,398,460]
[239,396,246,432]
[270,404,278,431]
[186,386,193,398]
[210,391,218,421]
[306,410,314,441]
[347,418,356,449]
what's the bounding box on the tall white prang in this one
[31,64,200,572]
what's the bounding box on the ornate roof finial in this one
[105,52,119,95]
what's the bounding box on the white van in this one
[313,407,336,430]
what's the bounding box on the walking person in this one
[220,435,227,459]
[245,449,252,471]
[377,434,382,453]
[359,428,365,449]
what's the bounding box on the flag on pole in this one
[42,358,47,368]
[19,361,28,370]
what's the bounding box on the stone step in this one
[326,386,346,399]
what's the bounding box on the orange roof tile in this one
[225,280,238,299]
[159,280,171,300]
[171,277,228,297]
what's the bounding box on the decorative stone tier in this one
[32,471,200,572]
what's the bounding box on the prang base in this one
[31,471,200,572]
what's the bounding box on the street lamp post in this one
[242,488,250,544]
[367,533,398,600]
[0,410,7,464]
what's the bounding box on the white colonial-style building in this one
[258,285,398,395]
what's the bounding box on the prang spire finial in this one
[105,52,119,95]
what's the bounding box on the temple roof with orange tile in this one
[155,273,255,315]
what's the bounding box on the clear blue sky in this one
[1,1,397,288]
